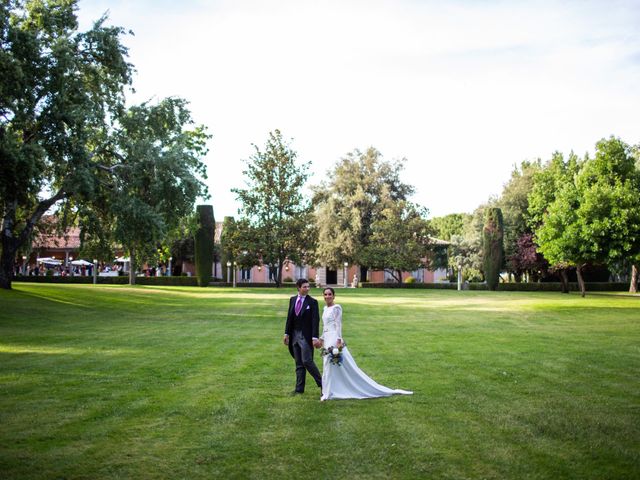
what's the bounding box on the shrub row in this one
[15,276,199,286]
[207,282,318,288]
[361,281,631,291]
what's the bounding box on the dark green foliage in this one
[483,207,504,290]
[232,130,312,286]
[194,205,215,287]
[0,0,133,289]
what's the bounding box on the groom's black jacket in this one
[284,294,320,358]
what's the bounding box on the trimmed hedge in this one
[15,276,199,286]
[195,205,215,287]
[207,282,318,289]
[483,207,504,291]
[361,281,631,291]
[361,282,457,289]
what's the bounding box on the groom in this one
[283,278,322,394]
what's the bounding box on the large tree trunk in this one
[630,264,638,293]
[129,248,136,285]
[0,239,16,290]
[1,201,18,290]
[1,191,67,289]
[276,260,283,287]
[576,264,586,297]
[559,269,569,294]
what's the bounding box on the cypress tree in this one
[483,207,504,291]
[195,205,215,287]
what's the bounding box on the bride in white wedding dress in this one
[319,287,413,401]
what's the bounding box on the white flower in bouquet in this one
[332,348,339,355]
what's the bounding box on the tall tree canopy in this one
[428,213,468,241]
[359,201,432,283]
[527,151,580,292]
[495,160,541,281]
[232,130,313,286]
[1,0,132,288]
[312,147,414,280]
[482,207,504,290]
[533,137,640,296]
[88,98,210,284]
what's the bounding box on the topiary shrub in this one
[194,205,215,287]
[404,276,416,284]
[482,207,504,291]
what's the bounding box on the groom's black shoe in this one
[289,390,303,396]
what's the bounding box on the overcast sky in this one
[76,0,640,219]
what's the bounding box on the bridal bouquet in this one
[321,344,344,366]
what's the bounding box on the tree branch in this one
[17,188,68,247]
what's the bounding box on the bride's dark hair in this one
[323,287,335,296]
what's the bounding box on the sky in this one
[76,0,640,219]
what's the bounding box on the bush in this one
[404,276,416,284]
[360,282,630,291]
[195,204,215,287]
[283,277,294,283]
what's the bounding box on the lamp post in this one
[343,262,348,288]
[93,259,98,285]
[457,264,463,291]
[226,261,231,284]
[168,257,172,277]
[69,256,74,276]
[22,256,27,275]
[233,261,237,288]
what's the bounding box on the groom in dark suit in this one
[283,278,322,394]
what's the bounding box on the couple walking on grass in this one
[283,278,413,401]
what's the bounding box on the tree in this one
[232,130,313,287]
[449,234,483,282]
[428,213,469,241]
[312,147,414,279]
[575,137,640,293]
[507,232,549,282]
[429,212,471,280]
[194,205,215,286]
[1,0,133,289]
[528,152,580,292]
[495,160,541,281]
[87,98,209,285]
[534,138,640,296]
[482,207,504,290]
[359,201,432,283]
[454,204,489,282]
[219,216,259,282]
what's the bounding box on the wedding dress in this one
[320,304,413,401]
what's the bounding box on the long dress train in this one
[320,304,412,401]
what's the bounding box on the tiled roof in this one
[33,226,81,249]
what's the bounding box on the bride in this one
[319,287,413,401]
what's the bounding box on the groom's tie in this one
[295,296,303,316]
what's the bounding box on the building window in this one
[268,267,278,283]
[240,268,251,282]
[295,266,307,280]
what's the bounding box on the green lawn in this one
[1,284,639,479]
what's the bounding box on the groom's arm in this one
[311,298,320,339]
[283,297,294,345]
